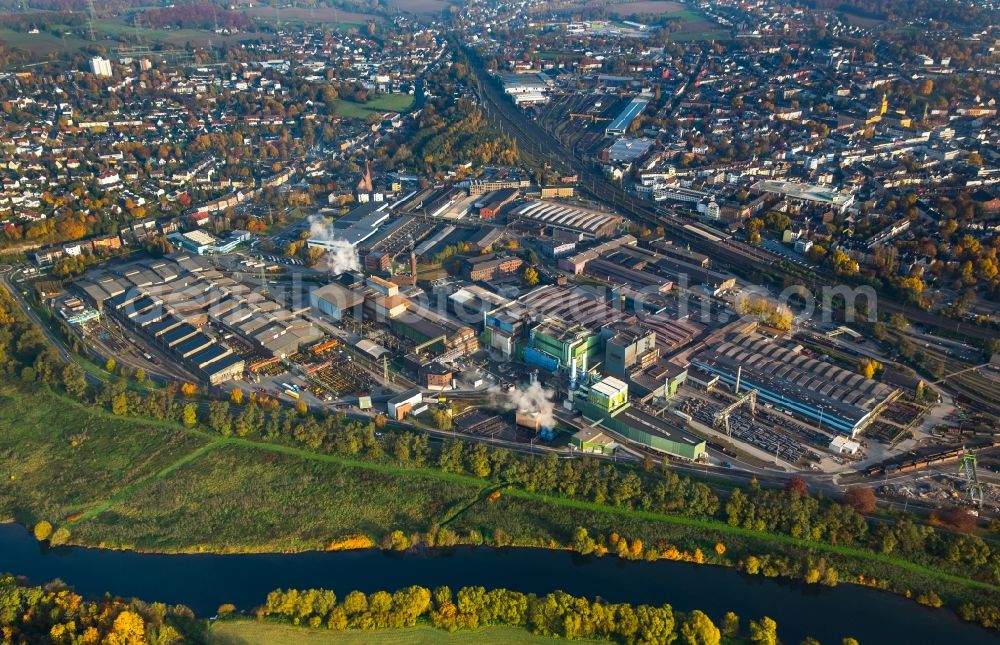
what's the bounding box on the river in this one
[0,523,992,644]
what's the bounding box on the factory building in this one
[575,376,705,460]
[602,323,658,379]
[518,284,633,330]
[463,254,524,282]
[310,282,366,320]
[509,201,623,239]
[525,319,601,377]
[72,254,330,382]
[691,332,900,436]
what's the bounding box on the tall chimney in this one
[410,250,417,287]
[735,365,742,395]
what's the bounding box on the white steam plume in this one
[489,381,556,429]
[308,215,360,275]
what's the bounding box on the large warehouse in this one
[74,254,327,382]
[691,332,900,436]
[509,201,623,239]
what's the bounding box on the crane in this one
[959,446,984,510]
[713,389,758,436]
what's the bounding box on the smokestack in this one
[569,355,578,391]
[410,250,417,287]
[580,351,588,382]
[735,365,742,395]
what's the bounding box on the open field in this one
[244,6,380,24]
[590,1,685,14]
[385,0,452,16]
[244,6,379,32]
[334,94,415,120]
[71,443,479,552]
[210,621,600,645]
[0,386,209,527]
[0,17,270,58]
[0,28,113,56]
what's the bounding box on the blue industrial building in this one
[692,333,899,437]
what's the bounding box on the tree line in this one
[256,583,811,645]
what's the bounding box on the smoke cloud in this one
[308,215,360,275]
[489,382,556,429]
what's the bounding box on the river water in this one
[0,523,992,644]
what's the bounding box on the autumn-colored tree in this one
[843,486,877,513]
[933,506,978,533]
[33,520,53,541]
[182,403,198,428]
[679,609,721,645]
[230,388,244,405]
[749,616,778,645]
[785,476,809,496]
[105,610,145,645]
[180,382,199,398]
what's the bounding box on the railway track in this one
[461,41,999,342]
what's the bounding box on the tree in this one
[522,266,539,287]
[679,609,721,645]
[749,616,778,645]
[721,612,739,638]
[857,358,882,380]
[746,218,763,245]
[180,382,199,398]
[230,388,244,405]
[831,249,859,276]
[106,610,145,645]
[843,486,877,513]
[33,520,53,541]
[135,367,145,384]
[431,407,453,431]
[934,506,978,533]
[105,357,116,372]
[182,403,198,427]
[49,526,70,545]
[468,442,491,477]
[785,476,809,496]
[61,363,87,398]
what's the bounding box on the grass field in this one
[70,443,479,552]
[334,94,415,120]
[210,621,597,644]
[0,16,270,59]
[0,386,208,529]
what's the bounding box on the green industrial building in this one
[575,376,706,461]
[529,319,601,370]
